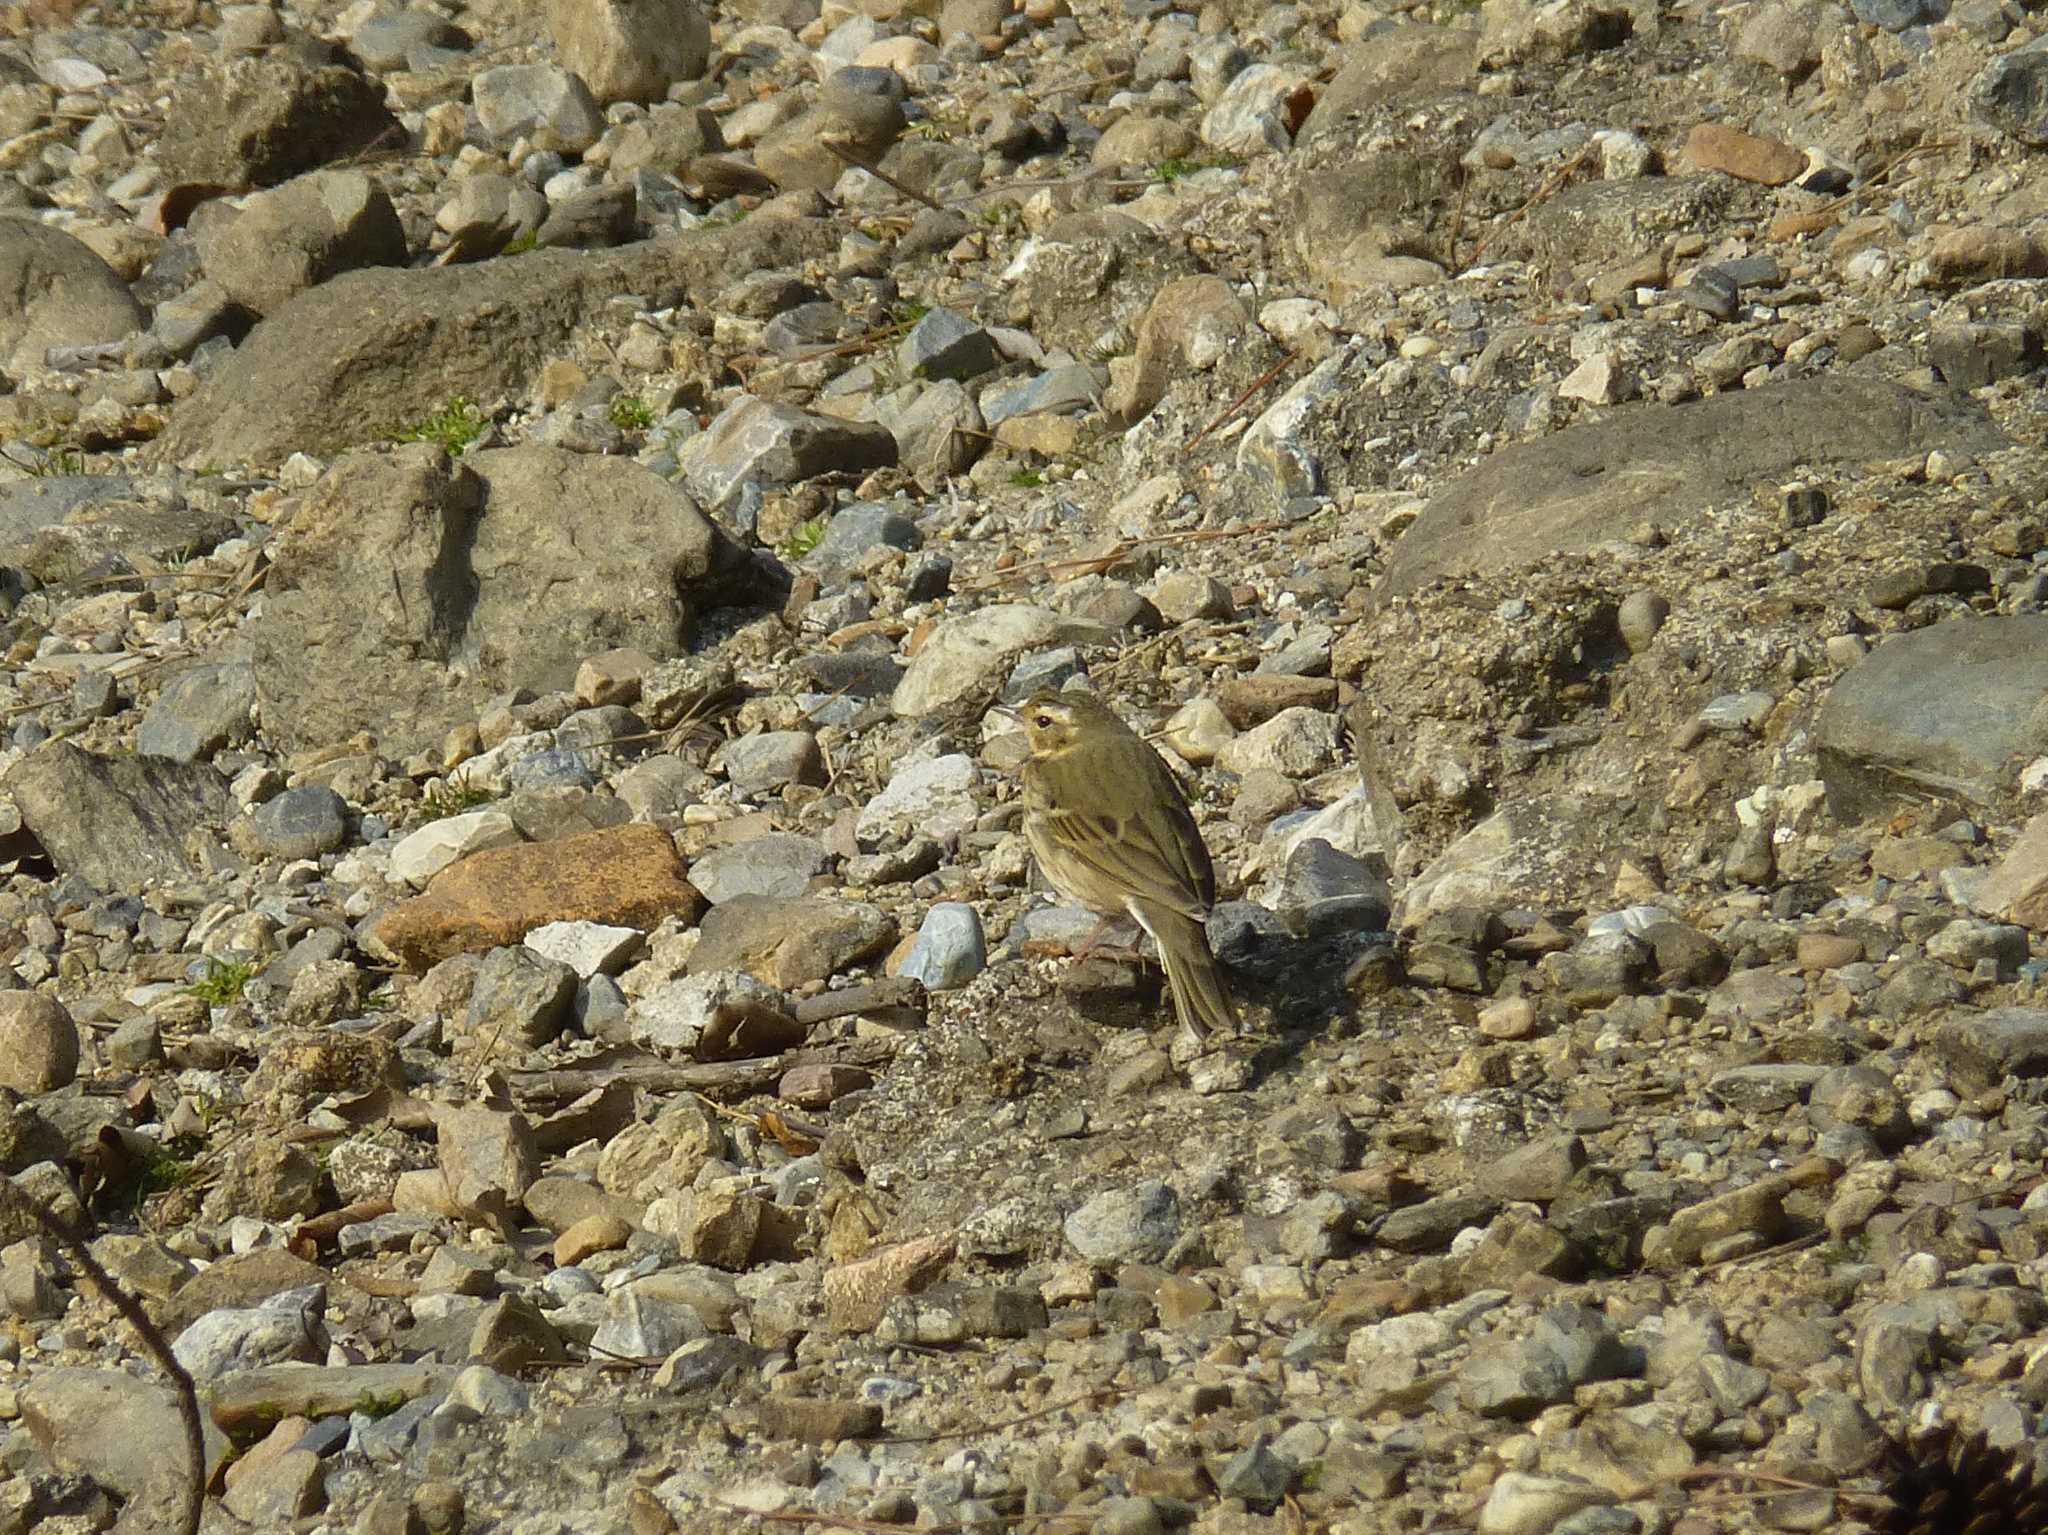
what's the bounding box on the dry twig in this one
[0,1176,206,1535]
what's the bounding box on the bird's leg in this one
[1072,914,1147,964]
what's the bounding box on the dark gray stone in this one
[1937,1008,2048,1093]
[1974,34,2048,145]
[899,306,999,381]
[464,946,578,1048]
[1850,0,1945,28]
[246,785,350,861]
[802,501,921,582]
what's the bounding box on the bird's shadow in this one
[1209,900,1398,1083]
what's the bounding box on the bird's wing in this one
[1030,804,1212,923]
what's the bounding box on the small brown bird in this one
[1001,689,1240,1038]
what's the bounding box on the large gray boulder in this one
[155,53,402,189]
[1816,614,2048,818]
[194,168,408,316]
[3,744,229,888]
[158,219,837,469]
[1382,378,2006,598]
[547,0,711,105]
[246,444,757,754]
[0,220,146,378]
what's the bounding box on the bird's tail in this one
[1156,914,1240,1038]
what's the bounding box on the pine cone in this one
[1872,1422,2048,1535]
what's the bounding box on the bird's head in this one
[995,690,1114,759]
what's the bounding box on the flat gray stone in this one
[1383,378,2004,597]
[687,833,828,905]
[1937,1007,2048,1093]
[137,661,257,762]
[677,395,896,517]
[4,742,228,887]
[1815,614,2048,817]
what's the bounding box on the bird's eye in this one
[1033,713,1053,728]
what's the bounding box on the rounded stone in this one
[247,784,350,862]
[1617,589,1671,653]
[0,993,78,1093]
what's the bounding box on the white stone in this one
[525,921,644,977]
[856,753,981,846]
[389,809,521,888]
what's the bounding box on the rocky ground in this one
[1,0,2047,1530]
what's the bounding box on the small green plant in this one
[501,229,539,256]
[4,445,87,478]
[394,396,487,454]
[131,1135,206,1213]
[977,201,1020,228]
[890,300,932,329]
[419,783,496,822]
[1154,154,1244,182]
[350,1389,412,1420]
[1008,468,1044,488]
[188,958,254,1007]
[778,516,827,561]
[608,394,655,431]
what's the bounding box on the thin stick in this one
[1471,143,1595,263]
[875,1384,1122,1444]
[1182,351,1297,453]
[0,1177,205,1535]
[818,138,947,214]
[955,518,1292,595]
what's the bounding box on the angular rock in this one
[157,54,403,189]
[392,810,524,890]
[463,945,578,1049]
[892,607,1113,718]
[246,446,753,754]
[677,396,897,518]
[686,833,829,904]
[4,743,229,887]
[1065,1181,1180,1264]
[161,220,835,469]
[197,167,407,317]
[624,971,802,1058]
[20,1369,201,1533]
[370,823,705,971]
[1381,379,2003,598]
[1936,1008,2048,1094]
[686,896,896,988]
[1976,814,2048,931]
[1816,615,2048,816]
[471,64,604,152]
[136,661,256,763]
[856,753,981,846]
[437,1104,540,1233]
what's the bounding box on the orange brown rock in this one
[370,822,703,971]
[1682,123,1804,186]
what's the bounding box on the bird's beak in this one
[988,702,1022,724]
